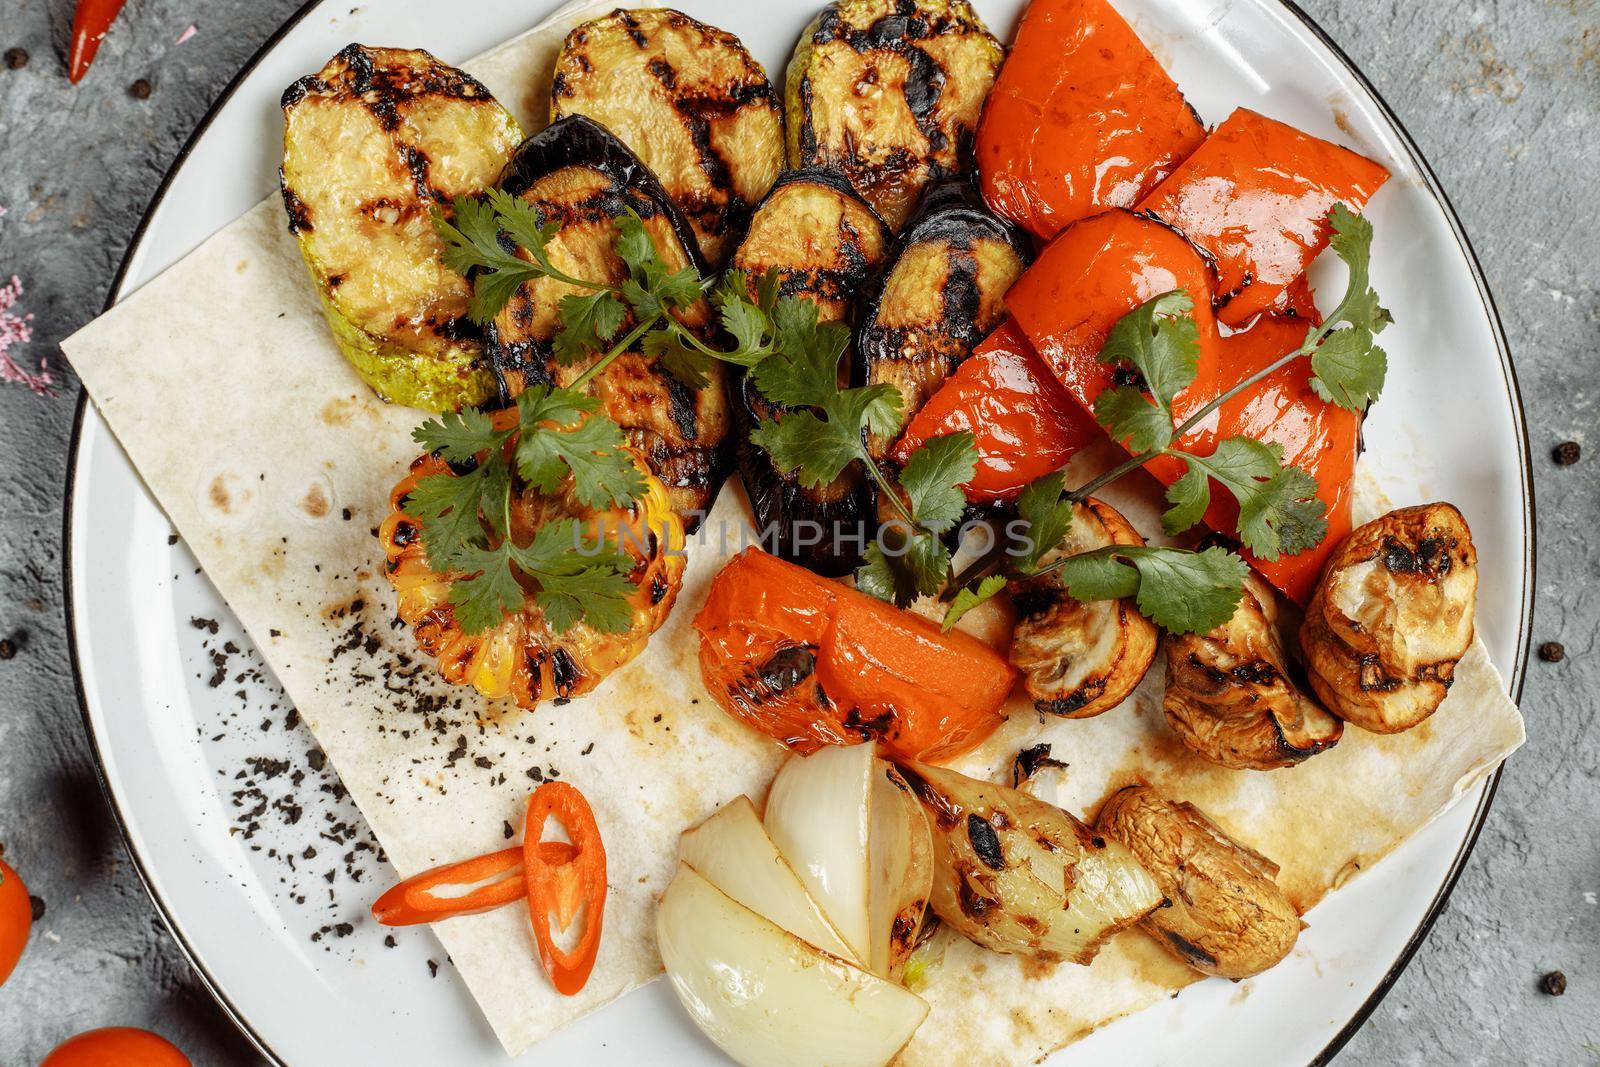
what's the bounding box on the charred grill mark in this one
[1161,929,1219,969]
[967,814,1006,870]
[650,574,669,605]
[956,871,998,919]
[893,764,961,828]
[281,176,313,235]
[618,10,650,48]
[1037,688,1095,716]
[645,56,677,90]
[1011,743,1067,789]
[551,647,583,698]
[398,144,434,204]
[390,519,419,547]
[758,645,816,694]
[901,43,948,152]
[524,650,546,702]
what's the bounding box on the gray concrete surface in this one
[0,0,1595,1063]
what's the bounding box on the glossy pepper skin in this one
[694,548,1016,762]
[892,320,1098,503]
[1138,108,1389,327]
[976,0,1205,241]
[67,0,129,83]
[1006,211,1356,606]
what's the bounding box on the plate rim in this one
[58,0,1537,1063]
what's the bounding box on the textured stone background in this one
[0,0,1595,1063]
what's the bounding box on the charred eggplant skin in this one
[730,169,892,575]
[280,44,521,412]
[786,0,1004,231]
[486,115,731,529]
[854,177,1030,459]
[551,8,784,266]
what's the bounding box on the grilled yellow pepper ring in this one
[379,419,685,709]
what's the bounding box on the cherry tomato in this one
[41,1027,190,1067]
[0,852,30,987]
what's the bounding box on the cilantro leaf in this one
[403,461,509,573]
[513,519,637,635]
[554,290,627,365]
[1012,471,1075,574]
[411,407,501,464]
[941,574,1009,631]
[447,542,527,636]
[1096,290,1200,415]
[1162,464,1212,536]
[1052,545,1248,634]
[1309,326,1387,412]
[900,433,976,535]
[826,384,904,441]
[643,326,713,389]
[1094,385,1173,453]
[750,410,859,487]
[854,525,950,608]
[513,386,645,509]
[749,309,850,410]
[1167,437,1327,558]
[1052,550,1141,601]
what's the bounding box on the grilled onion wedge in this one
[1165,573,1344,770]
[280,45,520,412]
[786,0,1003,231]
[729,170,891,575]
[552,8,784,266]
[1008,498,1160,719]
[1300,503,1478,733]
[893,759,1162,966]
[484,115,731,529]
[856,178,1029,461]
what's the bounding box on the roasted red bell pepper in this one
[1138,107,1390,327]
[694,549,1016,762]
[891,320,1098,503]
[977,0,1206,241]
[371,841,577,927]
[67,0,130,84]
[1007,211,1356,605]
[525,782,607,997]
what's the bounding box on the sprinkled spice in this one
[427,959,439,978]
[1552,441,1581,466]
[129,78,152,99]
[1538,642,1565,663]
[1540,970,1566,996]
[4,47,27,69]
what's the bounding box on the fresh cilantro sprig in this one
[404,386,644,636]
[940,202,1389,634]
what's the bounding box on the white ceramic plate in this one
[65,0,1534,1063]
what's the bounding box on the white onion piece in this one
[763,743,874,961]
[867,760,932,980]
[678,795,857,962]
[657,865,929,1067]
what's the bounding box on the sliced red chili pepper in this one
[371,841,577,927]
[525,782,607,996]
[67,0,130,84]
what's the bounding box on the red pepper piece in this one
[371,841,577,927]
[525,782,607,996]
[67,0,130,84]
[1138,108,1390,327]
[977,0,1206,241]
[892,320,1098,503]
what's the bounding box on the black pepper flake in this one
[191,616,220,634]
[580,742,594,756]
[29,896,45,922]
[473,755,492,769]
[4,47,27,70]
[1540,970,1566,996]
[1552,441,1581,466]
[333,922,354,938]
[167,533,180,546]
[503,820,515,840]
[308,750,326,771]
[384,934,397,948]
[1538,641,1565,663]
[129,78,152,99]
[427,959,439,978]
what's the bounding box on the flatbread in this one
[61,8,1524,1062]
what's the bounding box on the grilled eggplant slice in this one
[729,170,891,575]
[551,8,784,267]
[856,178,1029,460]
[1008,497,1160,718]
[281,45,521,412]
[786,0,1003,231]
[1165,573,1344,770]
[484,116,731,529]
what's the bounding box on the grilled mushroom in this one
[1008,498,1160,718]
[1163,573,1342,770]
[1096,785,1301,979]
[1299,503,1477,734]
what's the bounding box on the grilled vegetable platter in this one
[204,0,1516,1061]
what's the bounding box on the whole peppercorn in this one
[1538,641,1565,663]
[4,47,27,70]
[1540,970,1566,996]
[129,78,152,100]
[1553,441,1581,466]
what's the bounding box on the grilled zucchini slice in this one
[486,116,731,529]
[280,45,521,412]
[855,178,1029,460]
[551,8,784,267]
[786,0,1003,232]
[729,170,891,575]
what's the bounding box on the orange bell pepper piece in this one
[694,549,1015,763]
[892,320,1098,503]
[977,0,1205,241]
[1138,107,1389,327]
